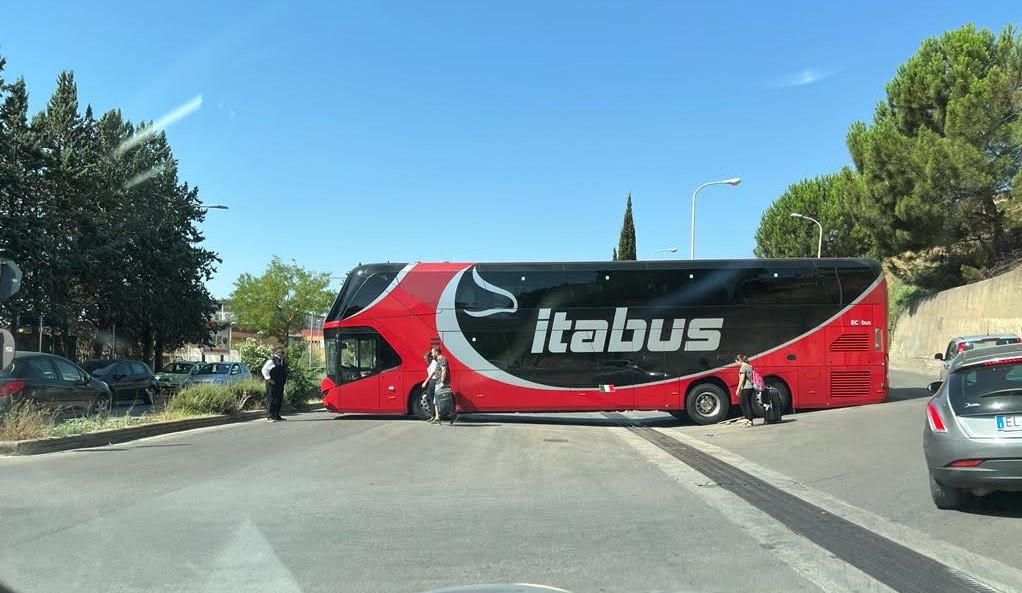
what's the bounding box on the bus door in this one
[334,329,403,413]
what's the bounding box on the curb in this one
[0,410,267,456]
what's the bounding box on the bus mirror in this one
[1,329,14,370]
[0,259,22,302]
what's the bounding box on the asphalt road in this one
[0,370,1019,593]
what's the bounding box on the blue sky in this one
[2,1,1021,299]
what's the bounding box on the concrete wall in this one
[890,266,1022,372]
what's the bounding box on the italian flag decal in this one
[598,384,616,393]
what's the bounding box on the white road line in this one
[613,427,897,593]
[654,428,1022,593]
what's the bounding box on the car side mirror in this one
[927,381,942,395]
[934,353,943,361]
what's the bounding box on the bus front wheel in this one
[686,383,730,425]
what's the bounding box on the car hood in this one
[155,372,192,382]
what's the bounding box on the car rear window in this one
[948,362,1022,416]
[965,337,1020,352]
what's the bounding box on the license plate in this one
[995,415,1022,431]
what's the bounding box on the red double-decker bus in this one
[320,259,888,425]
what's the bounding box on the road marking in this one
[612,426,896,593]
[201,519,303,593]
[649,425,1022,593]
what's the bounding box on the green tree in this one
[0,58,219,367]
[230,257,334,346]
[846,24,1022,289]
[754,171,872,258]
[616,193,637,260]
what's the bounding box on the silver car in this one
[933,333,1021,382]
[923,344,1022,509]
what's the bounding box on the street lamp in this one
[651,247,678,259]
[200,203,229,211]
[790,212,823,258]
[690,177,742,259]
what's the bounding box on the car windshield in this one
[948,362,1022,416]
[195,364,230,375]
[163,363,197,374]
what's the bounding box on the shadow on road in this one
[888,384,933,402]
[960,492,1022,517]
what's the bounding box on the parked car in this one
[187,362,252,386]
[923,343,1022,509]
[0,352,112,414]
[81,359,156,405]
[153,361,202,393]
[934,333,1021,382]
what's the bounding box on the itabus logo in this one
[464,267,518,318]
[531,308,723,354]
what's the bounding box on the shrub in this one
[283,344,319,409]
[238,338,273,373]
[0,401,55,441]
[228,377,267,410]
[168,384,243,415]
[167,377,269,416]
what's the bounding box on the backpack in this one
[750,368,765,392]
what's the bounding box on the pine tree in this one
[616,193,637,260]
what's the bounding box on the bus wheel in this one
[410,388,434,421]
[686,384,729,425]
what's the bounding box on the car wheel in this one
[90,394,112,417]
[410,387,434,421]
[686,383,730,425]
[929,471,969,510]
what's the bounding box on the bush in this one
[283,344,320,409]
[888,274,933,330]
[238,338,273,373]
[230,377,268,410]
[169,384,242,415]
[167,378,268,416]
[0,401,55,441]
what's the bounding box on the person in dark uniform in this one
[261,347,288,422]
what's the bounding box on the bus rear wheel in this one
[410,387,434,421]
[686,383,730,425]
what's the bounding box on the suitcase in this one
[434,386,456,420]
[759,387,783,424]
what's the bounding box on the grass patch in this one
[167,379,266,416]
[1,381,266,442]
[0,402,55,441]
[42,409,197,438]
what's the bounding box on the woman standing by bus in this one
[734,354,757,427]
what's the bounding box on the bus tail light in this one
[948,459,983,468]
[927,401,948,432]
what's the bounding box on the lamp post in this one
[790,212,824,258]
[690,177,742,259]
[200,203,229,211]
[651,247,678,259]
